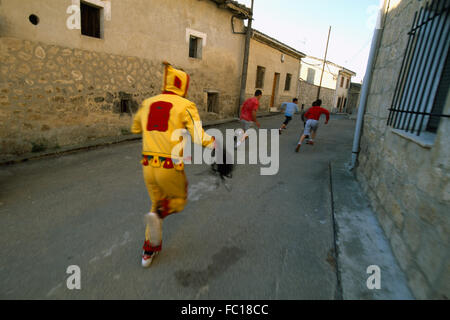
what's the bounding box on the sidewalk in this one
[0,111,281,165]
[330,159,414,299]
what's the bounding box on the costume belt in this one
[141,155,184,171]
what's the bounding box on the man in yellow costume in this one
[131,62,232,267]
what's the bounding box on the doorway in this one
[270,72,280,110]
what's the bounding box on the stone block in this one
[431,261,450,299]
[416,227,448,285]
[402,213,422,253]
[390,228,412,272]
[407,268,431,300]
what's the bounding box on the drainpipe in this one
[349,0,388,170]
[237,0,254,117]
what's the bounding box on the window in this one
[189,36,202,59]
[256,66,265,89]
[306,68,315,84]
[427,49,449,132]
[346,78,350,89]
[81,1,102,39]
[387,0,450,136]
[207,92,219,113]
[120,99,130,114]
[340,76,345,88]
[284,73,292,91]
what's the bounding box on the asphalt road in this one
[0,114,355,299]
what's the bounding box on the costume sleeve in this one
[131,105,143,134]
[184,102,215,148]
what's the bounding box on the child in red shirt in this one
[296,99,329,152]
[236,90,262,148]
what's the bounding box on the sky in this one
[239,0,381,82]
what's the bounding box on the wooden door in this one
[270,73,280,108]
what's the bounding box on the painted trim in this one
[186,28,207,47]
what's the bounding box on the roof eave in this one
[252,30,306,60]
[210,0,252,18]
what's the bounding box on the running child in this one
[295,99,330,152]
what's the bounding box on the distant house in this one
[0,0,251,158]
[299,56,356,112]
[245,30,306,112]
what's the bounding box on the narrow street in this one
[1,114,355,299]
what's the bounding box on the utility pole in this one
[317,26,331,100]
[238,0,254,117]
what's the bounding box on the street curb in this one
[0,112,282,166]
[330,160,414,300]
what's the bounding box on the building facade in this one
[355,0,449,299]
[245,30,305,112]
[0,0,251,159]
[299,56,356,112]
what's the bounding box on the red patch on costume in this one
[147,101,173,132]
[163,158,174,169]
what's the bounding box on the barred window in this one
[256,66,265,89]
[387,0,450,136]
[284,73,292,91]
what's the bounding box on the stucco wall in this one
[335,73,350,101]
[0,0,247,159]
[356,0,449,299]
[246,38,301,111]
[300,58,338,90]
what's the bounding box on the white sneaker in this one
[141,251,158,268]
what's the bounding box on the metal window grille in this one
[387,0,450,136]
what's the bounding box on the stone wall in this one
[0,37,239,160]
[0,0,248,160]
[356,0,449,299]
[298,80,335,112]
[0,37,157,158]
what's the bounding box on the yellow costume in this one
[131,64,214,253]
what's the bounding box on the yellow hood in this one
[162,64,190,97]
